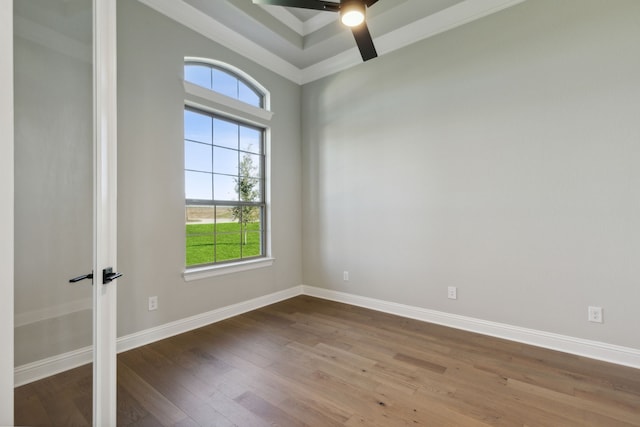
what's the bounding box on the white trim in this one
[375,0,526,57]
[259,5,335,37]
[1,1,14,424]
[258,5,304,36]
[303,13,337,36]
[137,0,302,84]
[15,298,93,327]
[138,0,525,84]
[301,286,640,370]
[93,0,119,424]
[15,286,303,386]
[301,0,527,83]
[14,346,94,388]
[184,82,274,126]
[15,284,640,387]
[116,286,301,353]
[183,258,275,282]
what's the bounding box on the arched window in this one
[183,59,273,278]
[185,61,263,108]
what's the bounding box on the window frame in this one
[182,59,274,281]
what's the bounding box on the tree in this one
[232,151,260,245]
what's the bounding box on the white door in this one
[12,0,118,425]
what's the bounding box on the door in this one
[12,0,118,425]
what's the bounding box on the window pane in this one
[185,171,212,200]
[215,205,234,223]
[185,64,212,90]
[236,177,260,202]
[215,215,242,262]
[185,205,214,224]
[212,69,238,99]
[185,207,215,266]
[213,146,238,176]
[213,118,238,149]
[241,232,262,258]
[213,173,238,201]
[216,206,237,261]
[185,223,214,266]
[239,81,261,108]
[185,110,212,144]
[240,127,261,153]
[253,179,264,202]
[236,205,261,225]
[185,141,212,172]
[240,153,262,178]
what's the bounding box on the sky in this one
[184,110,262,202]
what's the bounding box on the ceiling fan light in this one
[340,2,365,27]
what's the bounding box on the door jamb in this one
[0,2,15,424]
[93,0,118,424]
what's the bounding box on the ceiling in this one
[138,0,526,84]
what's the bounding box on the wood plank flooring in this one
[14,295,640,426]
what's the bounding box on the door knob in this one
[69,273,93,283]
[102,267,123,284]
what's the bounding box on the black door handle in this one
[70,273,93,283]
[102,267,123,284]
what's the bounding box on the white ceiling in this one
[138,0,526,84]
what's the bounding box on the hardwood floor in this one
[14,296,640,426]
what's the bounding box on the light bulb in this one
[340,2,365,27]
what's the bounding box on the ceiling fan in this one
[252,0,379,61]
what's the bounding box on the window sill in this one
[183,258,275,282]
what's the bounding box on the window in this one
[185,62,263,108]
[183,59,272,276]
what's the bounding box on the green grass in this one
[186,222,261,266]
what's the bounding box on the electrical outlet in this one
[588,306,603,323]
[148,296,158,311]
[447,286,457,300]
[343,271,349,281]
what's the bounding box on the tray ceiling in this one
[138,0,526,83]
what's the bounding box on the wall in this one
[116,0,302,337]
[0,1,14,422]
[302,0,640,349]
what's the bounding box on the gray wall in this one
[301,0,640,349]
[116,0,302,337]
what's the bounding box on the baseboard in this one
[116,285,302,354]
[14,346,93,388]
[14,297,92,327]
[301,285,640,369]
[14,286,303,386]
[15,283,640,386]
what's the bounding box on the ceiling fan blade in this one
[351,22,378,61]
[364,0,379,7]
[252,0,340,12]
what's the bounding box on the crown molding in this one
[259,4,304,35]
[301,0,527,83]
[138,0,527,86]
[302,10,337,35]
[376,0,527,57]
[137,0,303,84]
[258,3,336,36]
